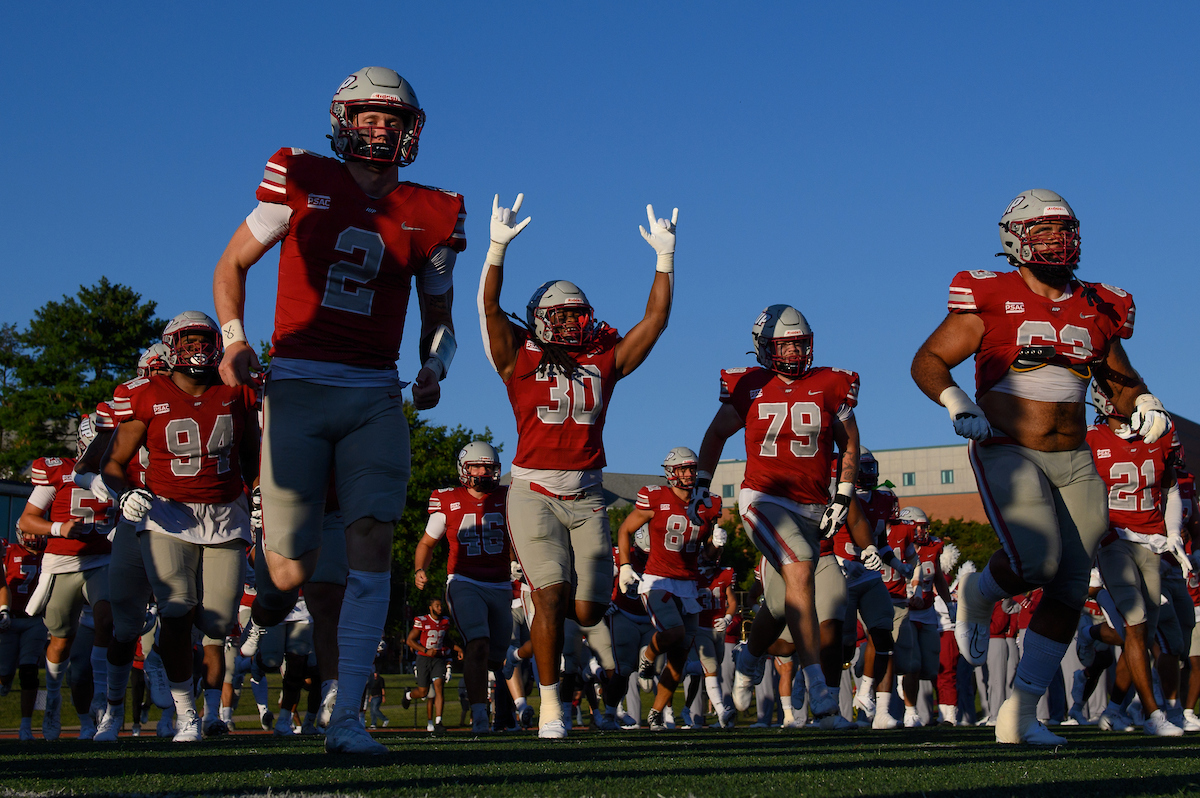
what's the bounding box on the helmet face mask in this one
[162,311,223,378]
[857,448,879,491]
[19,527,47,553]
[998,189,1080,279]
[897,506,930,543]
[137,343,173,378]
[661,446,699,489]
[526,280,595,347]
[752,305,814,378]
[458,441,501,493]
[330,67,425,167]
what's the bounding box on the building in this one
[0,479,33,544]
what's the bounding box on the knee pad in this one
[19,663,39,691]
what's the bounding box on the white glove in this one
[486,193,531,264]
[618,563,641,594]
[713,614,731,634]
[860,545,884,571]
[0,608,10,631]
[249,487,262,534]
[1130,393,1171,444]
[940,386,993,442]
[819,482,854,538]
[687,487,714,525]
[510,560,525,583]
[639,204,678,273]
[710,528,728,547]
[118,488,154,523]
[1167,531,1193,577]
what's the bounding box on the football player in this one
[1,530,48,740]
[102,311,258,742]
[17,418,116,740]
[403,597,459,733]
[479,193,676,738]
[689,543,738,724]
[1157,457,1195,730]
[213,67,466,754]
[607,528,655,726]
[696,304,860,728]
[911,189,1170,745]
[897,508,951,727]
[414,441,513,733]
[617,447,727,731]
[1087,382,1187,736]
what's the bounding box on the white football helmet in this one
[752,304,813,378]
[661,446,699,489]
[526,280,594,347]
[329,67,424,166]
[998,189,1080,276]
[633,524,651,553]
[77,413,98,457]
[457,441,501,492]
[1090,380,1120,419]
[898,506,930,543]
[162,311,222,376]
[137,343,173,378]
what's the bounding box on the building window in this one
[722,484,735,499]
[941,469,954,485]
[902,472,916,487]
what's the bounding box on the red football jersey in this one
[882,522,917,600]
[94,400,117,431]
[946,270,1134,399]
[612,545,647,616]
[426,486,510,583]
[3,543,43,617]
[413,614,451,656]
[29,457,113,558]
[832,488,899,561]
[697,567,735,628]
[989,601,1011,637]
[1186,537,1200,608]
[637,485,722,581]
[256,148,467,369]
[505,327,622,471]
[108,382,150,488]
[114,375,257,504]
[909,536,944,611]
[1087,424,1178,539]
[1017,589,1042,630]
[720,366,859,505]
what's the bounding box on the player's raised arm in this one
[615,205,677,377]
[478,193,531,381]
[213,221,272,386]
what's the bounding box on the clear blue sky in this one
[3,3,1196,473]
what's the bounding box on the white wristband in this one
[221,319,248,346]
[485,241,507,267]
[51,522,63,537]
[655,252,674,274]
[835,481,854,498]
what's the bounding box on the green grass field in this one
[2,726,1199,797]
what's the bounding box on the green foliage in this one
[607,503,634,536]
[929,516,996,570]
[0,278,163,478]
[388,402,499,639]
[718,506,761,592]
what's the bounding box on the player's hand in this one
[510,560,524,583]
[1168,531,1193,577]
[618,563,641,594]
[1131,393,1171,444]
[490,194,531,247]
[940,386,992,442]
[710,528,728,548]
[713,614,730,634]
[57,519,82,539]
[819,482,854,538]
[0,609,10,631]
[860,544,884,571]
[639,205,677,255]
[687,487,714,525]
[219,340,260,387]
[119,488,155,523]
[412,366,441,410]
[414,568,428,590]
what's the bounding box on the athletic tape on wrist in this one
[222,319,248,346]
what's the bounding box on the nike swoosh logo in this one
[1080,314,1096,319]
[969,634,987,661]
[222,400,235,406]
[401,222,425,231]
[807,390,822,396]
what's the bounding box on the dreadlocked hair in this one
[506,312,585,381]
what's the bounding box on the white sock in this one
[107,659,133,704]
[220,706,233,722]
[321,679,335,703]
[90,646,108,704]
[435,714,442,724]
[1166,698,1179,710]
[539,683,563,723]
[203,689,221,721]
[876,691,892,715]
[169,679,194,718]
[514,696,528,712]
[780,695,793,712]
[704,675,724,709]
[858,676,875,697]
[46,659,66,694]
[331,569,390,721]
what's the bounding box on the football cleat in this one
[130,724,141,737]
[239,621,268,658]
[852,691,876,723]
[42,689,62,741]
[301,717,319,735]
[782,714,806,729]
[260,710,275,731]
[808,686,839,721]
[1143,710,1184,737]
[157,712,176,738]
[401,690,412,710]
[502,646,520,681]
[325,719,388,755]
[318,681,338,728]
[820,713,855,731]
[719,706,736,729]
[273,713,294,736]
[637,646,657,693]
[520,704,536,729]
[1099,706,1135,732]
[173,710,203,743]
[593,712,619,731]
[996,695,1066,745]
[142,650,173,709]
[872,710,900,730]
[432,720,446,735]
[955,571,995,667]
[204,718,230,737]
[94,705,123,742]
[646,709,667,731]
[537,718,568,739]
[19,725,34,741]
[903,706,924,728]
[78,712,97,740]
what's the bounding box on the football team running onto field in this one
[1,65,1196,753]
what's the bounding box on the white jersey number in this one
[165,415,235,477]
[662,514,701,553]
[536,365,603,426]
[757,402,821,458]
[1107,461,1156,512]
[322,227,384,316]
[456,512,507,557]
[1015,320,1094,362]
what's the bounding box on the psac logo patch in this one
[1096,448,1111,459]
[1005,301,1025,314]
[307,194,331,210]
[153,403,171,415]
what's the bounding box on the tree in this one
[0,279,163,478]
[929,517,995,571]
[386,403,500,640]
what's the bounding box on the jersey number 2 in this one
[322,228,384,316]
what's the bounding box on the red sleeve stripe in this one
[947,287,977,310]
[30,466,49,485]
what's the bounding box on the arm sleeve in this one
[635,487,653,511]
[425,513,448,541]
[1165,483,1183,536]
[26,485,56,511]
[415,245,457,297]
[947,270,991,314]
[245,201,293,247]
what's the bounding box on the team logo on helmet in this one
[997,189,1081,278]
[662,446,699,489]
[752,305,813,378]
[329,67,425,167]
